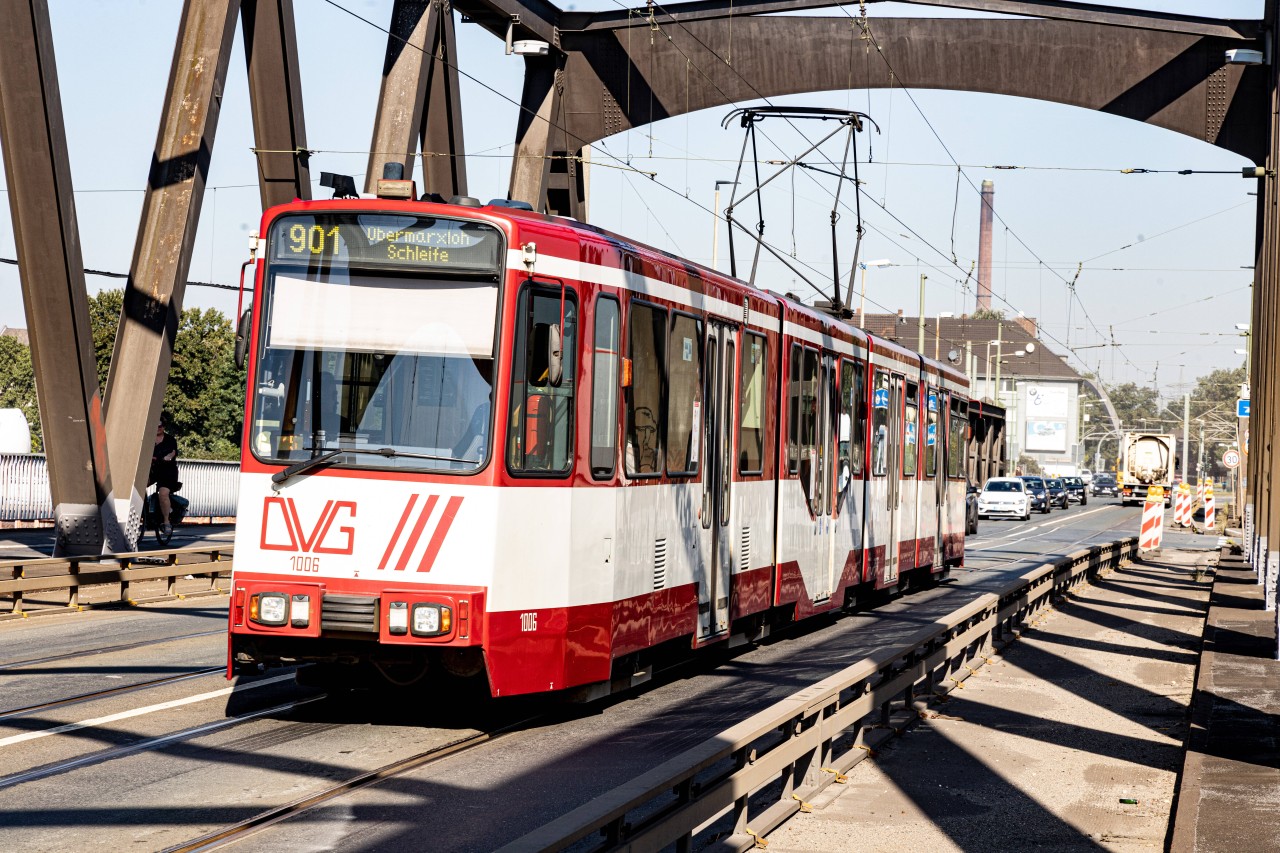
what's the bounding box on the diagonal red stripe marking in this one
[396,495,439,572]
[379,494,419,571]
[418,496,464,572]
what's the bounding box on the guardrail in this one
[502,537,1138,853]
[0,454,239,521]
[0,546,232,616]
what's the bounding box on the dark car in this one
[1046,478,1070,509]
[1092,474,1118,497]
[1020,476,1052,514]
[965,481,980,534]
[1063,476,1088,505]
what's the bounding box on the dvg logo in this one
[260,497,357,555]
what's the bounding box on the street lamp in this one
[934,311,954,361]
[711,180,742,268]
[857,259,893,327]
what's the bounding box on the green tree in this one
[87,289,245,461]
[1106,382,1161,431]
[0,335,41,451]
[971,308,1006,320]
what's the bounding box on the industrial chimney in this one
[976,180,994,312]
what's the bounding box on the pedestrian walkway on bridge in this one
[767,544,1280,852]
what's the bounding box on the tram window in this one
[738,333,766,474]
[507,285,578,475]
[948,397,966,477]
[625,301,666,476]
[850,361,865,476]
[871,370,890,476]
[666,313,704,475]
[590,296,620,478]
[836,359,854,508]
[924,387,939,477]
[798,348,819,504]
[903,382,918,477]
[786,343,802,475]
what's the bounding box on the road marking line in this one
[969,505,1118,552]
[0,673,292,749]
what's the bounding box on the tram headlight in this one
[250,592,288,627]
[388,601,409,635]
[411,603,452,637]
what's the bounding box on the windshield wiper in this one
[272,446,472,486]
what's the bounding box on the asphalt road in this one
[0,498,1179,852]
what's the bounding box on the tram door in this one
[885,375,905,584]
[930,389,945,569]
[699,322,736,638]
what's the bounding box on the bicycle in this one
[137,486,189,547]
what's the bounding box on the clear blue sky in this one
[0,1,1262,396]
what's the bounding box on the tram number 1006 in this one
[291,556,321,573]
[520,612,538,632]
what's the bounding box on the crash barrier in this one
[1204,484,1216,531]
[500,537,1139,853]
[0,454,239,522]
[1140,486,1165,554]
[0,546,231,616]
[1175,484,1192,528]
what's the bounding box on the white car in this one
[1081,468,1093,486]
[978,477,1032,521]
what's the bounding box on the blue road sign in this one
[1238,398,1250,418]
[905,422,917,445]
[927,423,937,446]
[873,388,889,409]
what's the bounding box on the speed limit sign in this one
[1223,449,1241,469]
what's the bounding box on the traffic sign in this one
[1238,398,1251,418]
[1223,449,1241,469]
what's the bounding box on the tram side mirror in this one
[547,323,564,387]
[234,309,251,369]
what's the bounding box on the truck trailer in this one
[1118,432,1176,507]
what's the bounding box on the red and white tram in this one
[227,188,971,697]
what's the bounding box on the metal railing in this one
[0,546,232,615]
[501,537,1139,853]
[0,454,239,520]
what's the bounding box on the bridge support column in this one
[242,0,311,209]
[101,0,239,553]
[0,0,111,556]
[509,54,587,217]
[365,0,467,199]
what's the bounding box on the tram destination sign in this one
[271,214,502,272]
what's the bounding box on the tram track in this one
[163,717,539,852]
[0,629,225,671]
[0,666,225,722]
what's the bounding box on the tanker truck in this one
[1118,432,1176,507]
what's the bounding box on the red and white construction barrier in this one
[1175,483,1192,527]
[1140,486,1165,553]
[1196,478,1206,508]
[1204,483,1216,530]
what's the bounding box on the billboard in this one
[1026,384,1069,419]
[1026,419,1068,452]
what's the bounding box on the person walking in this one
[150,417,180,537]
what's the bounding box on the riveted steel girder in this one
[509,53,586,216]
[0,0,111,556]
[366,0,467,198]
[553,16,1268,164]
[100,0,240,552]
[242,0,311,209]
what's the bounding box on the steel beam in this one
[101,0,240,552]
[555,16,1268,163]
[366,0,467,198]
[452,0,561,47]
[0,0,110,556]
[242,0,311,209]
[562,1,1259,41]
[509,53,586,215]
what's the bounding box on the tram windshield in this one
[249,212,504,473]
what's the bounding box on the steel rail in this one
[500,537,1138,852]
[0,667,224,722]
[0,629,225,671]
[0,546,232,615]
[163,718,543,852]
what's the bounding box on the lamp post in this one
[917,274,928,353]
[856,259,892,328]
[935,311,954,361]
[711,180,737,270]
